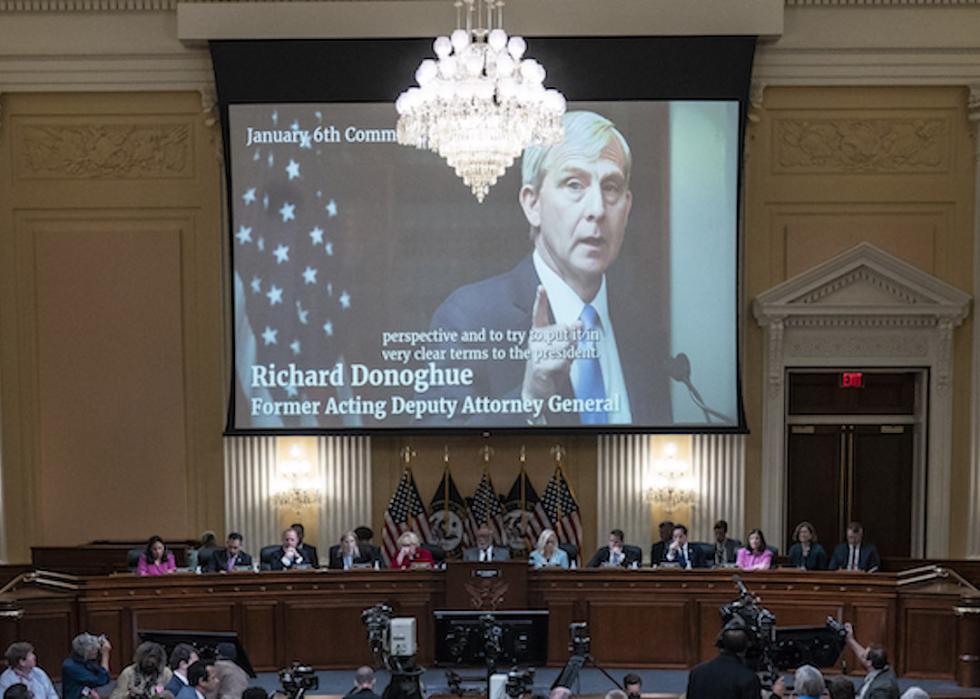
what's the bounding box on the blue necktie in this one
[574,305,608,424]
[677,548,687,569]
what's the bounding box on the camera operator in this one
[343,667,380,699]
[843,624,899,699]
[685,620,762,699]
[62,634,112,699]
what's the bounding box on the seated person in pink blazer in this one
[736,529,773,571]
[137,535,177,576]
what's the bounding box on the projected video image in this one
[229,101,738,431]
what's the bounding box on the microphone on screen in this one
[666,352,735,424]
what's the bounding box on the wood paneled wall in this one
[0,92,225,561]
[742,86,976,555]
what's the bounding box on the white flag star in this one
[267,152,275,168]
[285,385,298,397]
[296,302,309,325]
[279,202,296,222]
[299,132,313,149]
[266,285,283,305]
[271,110,279,125]
[339,290,351,309]
[250,276,262,294]
[323,320,334,336]
[257,237,265,252]
[235,225,252,245]
[325,241,334,256]
[273,244,290,264]
[262,326,278,345]
[290,120,300,131]
[326,200,338,217]
[309,227,324,245]
[290,339,301,355]
[242,188,257,205]
[262,193,269,210]
[302,266,318,284]
[285,160,300,180]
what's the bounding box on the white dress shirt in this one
[533,251,632,423]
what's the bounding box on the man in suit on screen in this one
[427,110,670,427]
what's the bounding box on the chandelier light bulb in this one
[433,35,453,58]
[395,0,566,202]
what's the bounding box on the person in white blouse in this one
[529,529,570,569]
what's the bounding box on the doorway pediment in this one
[754,242,970,324]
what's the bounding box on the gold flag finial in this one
[443,445,450,464]
[480,444,494,464]
[551,444,566,464]
[519,445,526,464]
[401,445,416,465]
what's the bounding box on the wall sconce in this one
[645,442,697,514]
[273,444,321,507]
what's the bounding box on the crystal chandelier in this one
[395,0,566,202]
[645,443,697,514]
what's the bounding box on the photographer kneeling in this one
[686,619,762,699]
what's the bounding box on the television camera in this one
[722,575,848,686]
[361,604,424,699]
[278,663,318,699]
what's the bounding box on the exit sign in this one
[840,372,865,388]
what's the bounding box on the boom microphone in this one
[666,352,734,424]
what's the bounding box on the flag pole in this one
[443,445,450,518]
[402,445,415,532]
[519,445,527,543]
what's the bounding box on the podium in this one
[445,560,528,610]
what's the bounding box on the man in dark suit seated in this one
[290,522,319,568]
[588,529,641,568]
[343,666,381,699]
[664,524,706,569]
[843,622,899,698]
[463,526,511,562]
[207,532,253,573]
[685,620,761,699]
[712,519,739,566]
[269,527,313,571]
[828,521,880,572]
[649,520,673,566]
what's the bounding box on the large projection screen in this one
[215,38,754,434]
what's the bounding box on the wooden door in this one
[786,425,844,553]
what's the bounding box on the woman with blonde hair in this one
[528,529,569,569]
[394,531,434,569]
[329,530,375,570]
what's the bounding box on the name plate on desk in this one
[472,568,502,578]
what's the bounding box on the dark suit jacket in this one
[344,688,382,699]
[298,543,319,568]
[463,546,511,562]
[788,542,828,570]
[327,545,377,569]
[587,545,641,568]
[713,538,740,565]
[664,542,707,569]
[685,653,761,699]
[650,541,671,566]
[828,542,880,572]
[207,548,254,573]
[268,546,314,571]
[426,256,671,426]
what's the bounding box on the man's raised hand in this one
[521,286,582,401]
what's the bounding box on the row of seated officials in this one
[132,519,881,575]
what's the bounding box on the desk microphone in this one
[666,352,734,424]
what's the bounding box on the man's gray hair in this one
[522,111,632,193]
[900,689,929,699]
[794,664,825,695]
[71,633,100,660]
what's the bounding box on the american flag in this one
[382,468,432,567]
[540,467,583,565]
[231,106,352,427]
[502,469,549,551]
[469,470,507,546]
